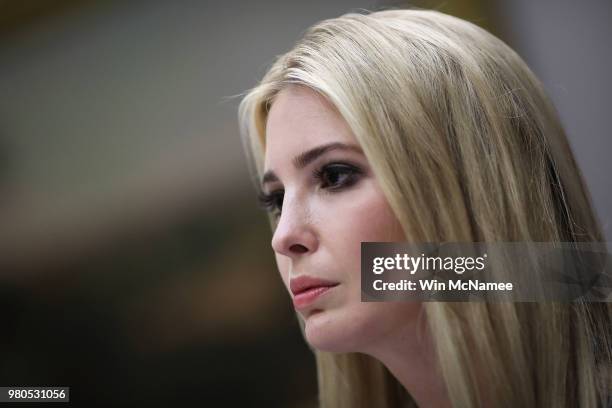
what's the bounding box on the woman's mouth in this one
[290,275,339,309]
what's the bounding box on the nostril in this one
[290,244,308,253]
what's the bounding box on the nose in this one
[270,193,318,258]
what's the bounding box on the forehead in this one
[264,86,356,165]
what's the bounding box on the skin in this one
[262,84,452,408]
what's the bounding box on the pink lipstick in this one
[290,275,339,309]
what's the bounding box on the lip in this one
[290,275,339,310]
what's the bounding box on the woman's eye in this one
[257,190,284,217]
[315,163,362,190]
[256,163,361,217]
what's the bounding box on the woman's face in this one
[262,85,421,353]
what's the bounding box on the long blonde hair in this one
[238,8,611,407]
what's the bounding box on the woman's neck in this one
[363,314,452,408]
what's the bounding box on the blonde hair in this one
[237,8,611,408]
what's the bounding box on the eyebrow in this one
[261,142,363,188]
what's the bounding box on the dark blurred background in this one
[0,0,610,406]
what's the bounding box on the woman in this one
[237,8,611,407]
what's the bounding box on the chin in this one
[302,309,365,353]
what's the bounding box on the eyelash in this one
[257,163,362,217]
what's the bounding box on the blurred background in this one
[0,0,610,406]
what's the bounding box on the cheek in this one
[334,182,404,242]
[318,184,405,291]
[332,183,405,266]
[363,193,405,241]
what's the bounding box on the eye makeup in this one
[257,161,364,217]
